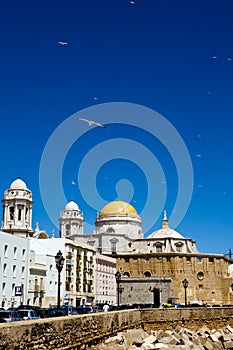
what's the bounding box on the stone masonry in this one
[0,308,233,349]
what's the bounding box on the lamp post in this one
[55,250,65,311]
[119,285,124,304]
[182,278,188,306]
[115,271,121,307]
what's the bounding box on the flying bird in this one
[58,41,68,46]
[78,118,106,128]
[71,180,76,186]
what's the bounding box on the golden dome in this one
[99,200,138,218]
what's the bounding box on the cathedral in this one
[59,199,233,306]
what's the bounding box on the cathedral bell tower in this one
[59,200,84,238]
[1,177,33,237]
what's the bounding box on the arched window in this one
[175,242,183,253]
[9,206,14,220]
[123,272,130,277]
[110,238,118,254]
[66,224,70,236]
[144,271,151,277]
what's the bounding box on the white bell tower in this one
[1,177,33,237]
[59,200,84,238]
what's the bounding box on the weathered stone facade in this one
[116,253,233,305]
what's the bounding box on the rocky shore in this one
[91,324,233,349]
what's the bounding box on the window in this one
[111,241,116,254]
[175,242,183,253]
[145,257,150,263]
[22,266,25,279]
[123,272,130,277]
[209,257,214,263]
[13,265,16,278]
[9,207,14,220]
[25,207,29,220]
[156,246,162,253]
[3,263,7,277]
[18,205,23,221]
[4,245,8,258]
[14,247,17,259]
[22,249,26,261]
[198,257,202,263]
[198,284,203,290]
[197,271,204,280]
[65,224,70,236]
[12,284,15,296]
[2,283,6,296]
[144,271,151,277]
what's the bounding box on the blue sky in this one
[0,0,233,254]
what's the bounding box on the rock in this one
[92,324,233,349]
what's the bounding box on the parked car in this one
[76,305,96,314]
[61,305,78,316]
[17,309,40,320]
[0,310,24,322]
[16,304,41,312]
[37,308,58,318]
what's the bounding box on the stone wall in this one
[1,308,233,349]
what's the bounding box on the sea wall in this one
[0,308,233,349]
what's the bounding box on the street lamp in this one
[55,250,65,311]
[182,278,189,306]
[119,285,124,304]
[115,271,121,307]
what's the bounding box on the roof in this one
[99,200,139,218]
[10,177,28,190]
[148,228,184,239]
[65,200,80,211]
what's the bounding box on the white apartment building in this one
[29,237,96,308]
[95,253,116,305]
[0,230,30,308]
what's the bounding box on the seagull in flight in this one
[58,41,68,46]
[78,118,106,128]
[71,180,76,186]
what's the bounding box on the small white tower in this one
[59,200,84,238]
[1,177,33,237]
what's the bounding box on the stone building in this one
[114,211,233,306]
[60,199,233,306]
